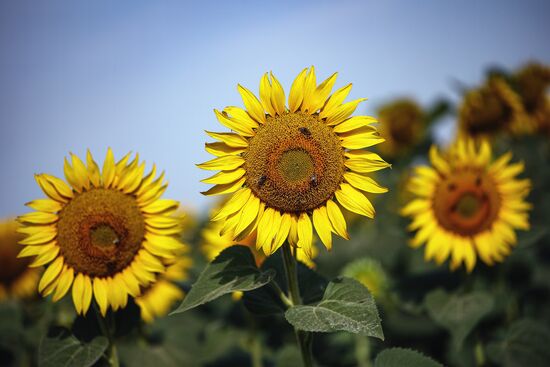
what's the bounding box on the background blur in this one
[1,0,549,217]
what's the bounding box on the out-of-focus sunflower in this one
[0,219,40,300]
[135,248,192,323]
[342,258,389,299]
[458,77,524,138]
[18,149,186,316]
[198,67,389,258]
[401,138,531,272]
[377,99,425,157]
[201,219,317,269]
[513,62,550,135]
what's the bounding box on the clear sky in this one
[1,0,549,218]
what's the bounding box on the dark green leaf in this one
[424,289,493,349]
[374,348,444,367]
[171,245,275,314]
[38,327,108,367]
[285,277,383,338]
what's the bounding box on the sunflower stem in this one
[281,243,314,367]
[93,305,120,367]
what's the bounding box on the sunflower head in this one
[459,77,524,138]
[135,248,192,323]
[377,99,424,157]
[198,67,390,258]
[401,138,531,271]
[18,149,186,316]
[0,219,40,300]
[514,62,550,114]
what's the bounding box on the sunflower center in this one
[244,112,345,213]
[57,188,145,277]
[433,170,501,236]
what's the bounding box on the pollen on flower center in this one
[57,188,145,277]
[433,170,501,236]
[244,112,345,213]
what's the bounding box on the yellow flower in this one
[135,249,192,323]
[377,99,425,157]
[458,77,524,138]
[0,219,40,301]
[401,138,531,272]
[342,258,389,299]
[513,62,550,135]
[198,67,389,258]
[18,149,186,316]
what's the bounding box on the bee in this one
[299,127,311,137]
[258,175,267,187]
[310,174,318,187]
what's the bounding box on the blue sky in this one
[1,0,549,217]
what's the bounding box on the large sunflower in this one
[401,138,531,271]
[18,149,185,316]
[198,67,389,257]
[135,248,192,323]
[0,219,40,300]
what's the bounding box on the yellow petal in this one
[301,66,317,113]
[326,200,349,240]
[234,194,261,238]
[335,183,375,218]
[288,68,308,112]
[93,278,109,316]
[141,199,179,214]
[256,207,275,251]
[197,155,244,171]
[42,174,74,199]
[205,131,249,148]
[25,199,62,213]
[271,213,292,254]
[429,145,450,175]
[201,177,246,196]
[19,212,58,225]
[70,153,91,191]
[121,268,141,297]
[270,72,286,115]
[237,84,266,124]
[52,266,74,302]
[214,109,254,137]
[205,142,246,157]
[333,116,377,134]
[319,83,352,119]
[263,209,282,255]
[212,188,251,221]
[313,206,332,250]
[340,129,385,149]
[38,256,64,293]
[310,72,338,112]
[201,168,246,185]
[297,213,313,258]
[30,245,60,267]
[102,148,116,188]
[86,149,101,187]
[259,73,276,116]
[344,172,388,194]
[20,230,56,245]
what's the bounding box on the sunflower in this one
[401,138,531,271]
[18,149,185,316]
[198,67,389,257]
[377,99,425,157]
[0,219,40,300]
[513,62,550,135]
[458,77,524,138]
[342,258,389,299]
[135,248,192,323]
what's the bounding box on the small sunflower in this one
[18,149,185,316]
[198,67,389,257]
[135,249,192,323]
[513,62,550,135]
[342,258,389,299]
[401,138,531,271]
[377,99,425,157]
[458,77,524,138]
[0,219,40,300]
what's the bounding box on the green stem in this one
[94,306,120,367]
[282,243,314,367]
[355,335,372,367]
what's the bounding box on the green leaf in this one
[171,245,275,314]
[374,348,444,367]
[488,319,550,367]
[38,327,108,367]
[243,250,328,315]
[284,277,383,338]
[424,289,493,349]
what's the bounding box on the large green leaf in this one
[38,327,108,367]
[374,348,443,367]
[172,245,275,314]
[488,319,550,367]
[285,277,383,338]
[424,289,493,349]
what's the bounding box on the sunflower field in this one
[1,2,550,366]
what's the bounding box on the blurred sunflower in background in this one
[198,67,389,258]
[0,219,40,300]
[342,257,389,300]
[18,149,186,316]
[512,62,550,135]
[458,77,525,138]
[377,99,425,157]
[402,138,531,272]
[135,248,192,323]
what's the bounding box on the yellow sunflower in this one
[135,248,192,323]
[377,99,425,157]
[198,67,389,257]
[18,149,186,316]
[513,62,550,135]
[0,219,40,300]
[458,77,525,138]
[401,138,531,272]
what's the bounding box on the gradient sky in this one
[1,0,549,218]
